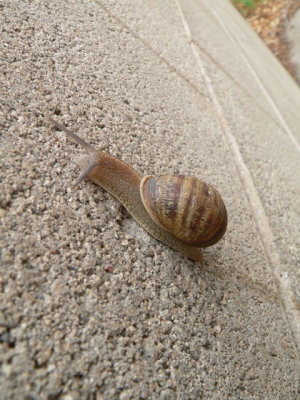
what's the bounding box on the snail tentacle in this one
[73,158,99,186]
[49,117,95,153]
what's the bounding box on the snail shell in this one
[140,175,227,247]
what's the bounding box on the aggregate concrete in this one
[0,0,299,399]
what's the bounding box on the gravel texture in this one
[0,0,299,399]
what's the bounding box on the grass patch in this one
[232,0,262,16]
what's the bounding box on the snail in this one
[50,118,227,261]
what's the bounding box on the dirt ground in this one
[233,0,300,83]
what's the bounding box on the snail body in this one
[50,119,227,261]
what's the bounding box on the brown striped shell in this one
[140,175,227,247]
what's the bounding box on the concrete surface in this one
[287,7,300,84]
[0,0,299,399]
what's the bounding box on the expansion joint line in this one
[211,8,300,154]
[174,0,300,352]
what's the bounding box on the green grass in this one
[233,0,258,7]
[231,0,263,16]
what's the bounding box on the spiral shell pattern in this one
[140,175,227,247]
